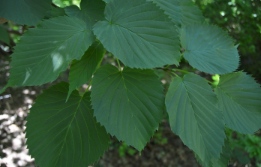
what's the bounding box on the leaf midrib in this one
[182,79,214,160]
[54,96,84,166]
[110,21,175,57]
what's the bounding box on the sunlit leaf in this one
[181,23,239,74]
[215,72,261,134]
[165,73,225,162]
[26,82,110,167]
[0,0,52,25]
[93,0,180,69]
[91,64,164,151]
[1,16,94,94]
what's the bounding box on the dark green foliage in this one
[196,0,261,81]
[68,42,105,99]
[91,64,164,151]
[166,73,225,163]
[0,0,52,25]
[93,0,180,68]
[1,0,261,166]
[0,16,94,93]
[0,25,10,45]
[26,82,110,166]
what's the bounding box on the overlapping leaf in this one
[45,6,66,19]
[181,23,239,74]
[165,73,225,162]
[212,139,231,167]
[0,26,10,45]
[215,72,261,134]
[91,64,164,151]
[0,0,52,25]
[196,138,231,167]
[93,0,180,69]
[1,16,94,94]
[26,82,110,167]
[65,0,106,29]
[68,42,105,99]
[148,0,205,28]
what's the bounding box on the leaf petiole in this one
[116,58,121,71]
[172,69,189,74]
[85,79,93,93]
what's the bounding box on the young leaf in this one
[181,23,239,74]
[1,16,94,94]
[0,26,10,45]
[65,0,106,29]
[148,0,205,28]
[165,73,225,162]
[26,82,110,167]
[91,64,164,151]
[215,72,261,134]
[0,0,52,26]
[68,42,105,100]
[93,0,180,69]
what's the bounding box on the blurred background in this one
[0,0,261,166]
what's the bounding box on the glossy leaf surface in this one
[1,16,94,94]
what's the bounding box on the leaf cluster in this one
[0,0,261,166]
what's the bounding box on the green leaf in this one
[215,72,261,134]
[0,26,10,45]
[181,23,240,74]
[93,0,180,69]
[68,42,105,100]
[212,139,231,167]
[179,0,205,26]
[148,0,205,28]
[65,0,106,30]
[102,0,110,3]
[1,16,94,94]
[91,64,164,151]
[26,82,110,167]
[196,138,231,167]
[45,6,66,19]
[195,153,212,167]
[0,0,52,26]
[165,73,225,162]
